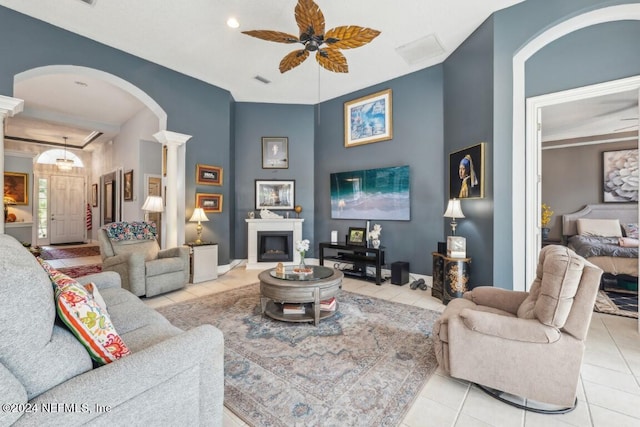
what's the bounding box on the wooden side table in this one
[432,252,471,305]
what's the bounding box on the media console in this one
[319,242,385,285]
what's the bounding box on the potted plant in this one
[541,203,554,240]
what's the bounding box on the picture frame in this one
[262,137,289,169]
[196,164,223,185]
[196,193,223,213]
[123,170,134,201]
[449,142,485,199]
[603,148,638,202]
[91,183,98,207]
[3,172,28,205]
[344,88,393,148]
[255,179,295,210]
[347,227,367,246]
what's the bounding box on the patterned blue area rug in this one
[595,290,638,319]
[157,283,440,427]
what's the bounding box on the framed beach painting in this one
[448,143,485,199]
[344,89,393,147]
[255,180,295,210]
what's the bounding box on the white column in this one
[0,96,24,234]
[153,130,191,248]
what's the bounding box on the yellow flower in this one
[541,203,554,228]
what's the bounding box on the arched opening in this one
[511,4,640,291]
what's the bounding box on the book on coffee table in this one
[320,297,336,311]
[283,303,306,314]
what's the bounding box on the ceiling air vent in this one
[254,75,271,84]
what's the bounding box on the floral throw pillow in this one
[103,221,157,241]
[55,282,131,365]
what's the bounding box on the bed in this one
[562,204,639,278]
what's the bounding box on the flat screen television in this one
[330,165,410,220]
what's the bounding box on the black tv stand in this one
[319,242,385,285]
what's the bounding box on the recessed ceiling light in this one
[227,17,240,29]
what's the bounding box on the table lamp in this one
[443,198,466,258]
[189,207,209,244]
[141,195,164,222]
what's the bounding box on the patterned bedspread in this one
[568,235,638,259]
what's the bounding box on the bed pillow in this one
[622,223,639,239]
[576,218,622,237]
[619,237,639,248]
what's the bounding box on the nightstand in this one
[187,242,218,283]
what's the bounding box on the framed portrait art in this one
[196,193,223,213]
[262,137,288,169]
[196,164,223,186]
[449,143,485,199]
[91,183,98,207]
[344,89,393,148]
[603,148,638,202]
[123,170,134,201]
[3,172,28,205]
[255,179,295,210]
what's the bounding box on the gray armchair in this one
[433,245,603,412]
[98,222,189,297]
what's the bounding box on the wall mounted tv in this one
[330,165,410,220]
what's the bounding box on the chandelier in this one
[56,136,74,171]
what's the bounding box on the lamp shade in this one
[142,195,164,213]
[189,207,209,223]
[443,199,465,219]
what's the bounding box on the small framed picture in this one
[91,183,98,207]
[347,227,367,246]
[3,172,28,205]
[262,137,289,169]
[344,89,393,148]
[196,164,223,186]
[123,170,134,201]
[255,179,295,210]
[196,193,223,213]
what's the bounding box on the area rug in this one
[57,264,103,278]
[157,283,441,427]
[39,245,101,260]
[594,290,638,319]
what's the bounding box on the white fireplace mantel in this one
[246,218,304,269]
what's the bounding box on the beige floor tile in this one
[142,295,174,309]
[402,396,458,427]
[523,399,591,427]
[222,408,249,427]
[454,413,494,427]
[582,380,640,418]
[583,347,631,374]
[589,403,640,427]
[420,373,470,410]
[581,363,640,395]
[460,388,525,427]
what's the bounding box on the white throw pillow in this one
[576,218,622,237]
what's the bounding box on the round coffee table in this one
[259,265,343,326]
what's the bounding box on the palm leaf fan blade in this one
[280,49,310,73]
[325,26,381,49]
[241,30,300,44]
[316,48,348,73]
[295,0,325,40]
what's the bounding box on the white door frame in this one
[512,4,640,291]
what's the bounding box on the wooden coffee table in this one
[259,265,343,326]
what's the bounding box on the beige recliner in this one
[98,222,189,297]
[433,245,602,411]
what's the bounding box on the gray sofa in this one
[0,234,224,426]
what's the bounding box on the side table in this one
[432,252,471,305]
[187,242,218,283]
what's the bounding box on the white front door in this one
[50,175,86,244]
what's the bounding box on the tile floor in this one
[54,246,640,427]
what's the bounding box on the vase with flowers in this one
[368,224,382,248]
[541,203,554,240]
[294,239,311,274]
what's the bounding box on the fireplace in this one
[245,218,304,269]
[258,231,293,262]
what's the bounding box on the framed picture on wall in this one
[196,193,223,213]
[449,143,485,199]
[123,170,134,201]
[196,164,223,185]
[91,183,98,207]
[603,148,638,202]
[344,89,393,148]
[255,179,295,210]
[262,137,288,169]
[3,172,28,205]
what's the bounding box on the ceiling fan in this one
[614,117,639,132]
[242,0,380,73]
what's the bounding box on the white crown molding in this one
[0,96,24,116]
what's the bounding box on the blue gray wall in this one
[314,67,445,275]
[233,103,315,257]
